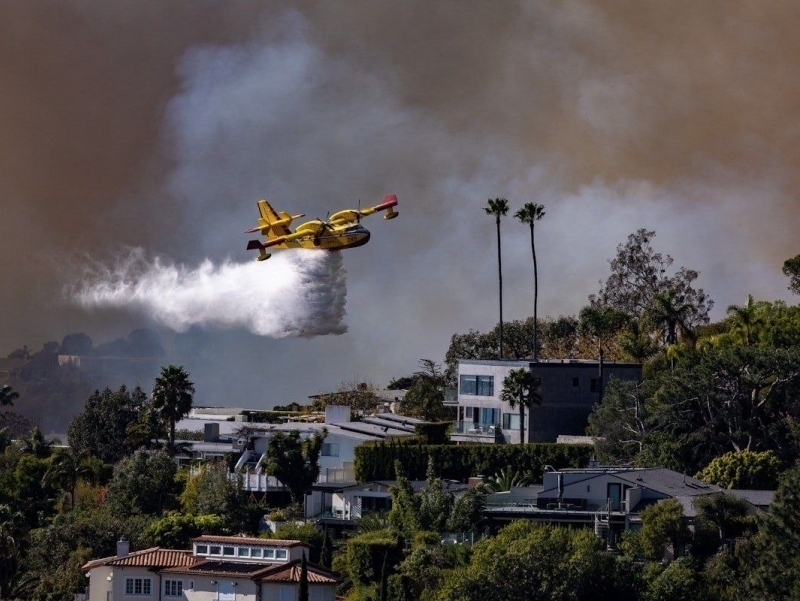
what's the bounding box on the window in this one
[480,407,500,426]
[459,375,494,396]
[251,548,263,558]
[321,442,340,457]
[464,406,474,419]
[223,546,235,556]
[275,548,288,560]
[195,544,208,554]
[502,413,520,430]
[590,378,600,393]
[125,577,151,596]
[209,545,222,555]
[263,548,275,559]
[237,547,250,557]
[572,377,579,387]
[164,579,183,597]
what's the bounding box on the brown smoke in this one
[2,1,799,409]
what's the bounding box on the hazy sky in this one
[2,1,799,408]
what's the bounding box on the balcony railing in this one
[450,421,502,441]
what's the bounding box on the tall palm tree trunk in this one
[531,222,539,361]
[519,400,525,445]
[496,216,504,359]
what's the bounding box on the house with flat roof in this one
[452,358,642,444]
[228,406,422,518]
[83,535,339,601]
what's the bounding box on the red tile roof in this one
[258,561,341,584]
[82,548,198,571]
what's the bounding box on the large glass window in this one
[460,375,494,396]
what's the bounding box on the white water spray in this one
[71,248,348,337]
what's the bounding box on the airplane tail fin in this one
[246,240,272,261]
[245,200,300,238]
[376,194,399,220]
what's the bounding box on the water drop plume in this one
[71,248,348,338]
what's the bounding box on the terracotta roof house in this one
[83,535,340,601]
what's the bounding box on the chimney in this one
[117,538,130,557]
[204,422,220,442]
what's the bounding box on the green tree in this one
[388,460,421,534]
[181,461,241,526]
[692,494,752,543]
[645,289,697,348]
[500,367,542,444]
[655,346,800,466]
[695,450,781,490]
[418,457,454,533]
[105,450,178,517]
[484,197,509,358]
[143,513,227,548]
[638,499,690,560]
[747,466,800,599]
[725,294,763,346]
[0,504,32,601]
[515,202,546,360]
[590,229,713,330]
[151,365,195,457]
[67,385,146,463]
[0,385,19,407]
[262,429,326,505]
[435,521,629,601]
[42,448,91,511]
[782,254,800,295]
[401,359,448,421]
[588,378,657,464]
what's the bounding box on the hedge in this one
[354,440,594,482]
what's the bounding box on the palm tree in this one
[151,365,195,457]
[645,290,697,371]
[646,290,696,347]
[484,198,509,358]
[484,466,532,492]
[42,449,90,510]
[0,385,19,407]
[500,367,542,444]
[726,294,761,346]
[514,202,546,360]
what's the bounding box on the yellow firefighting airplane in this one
[245,194,399,261]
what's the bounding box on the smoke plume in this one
[71,249,347,338]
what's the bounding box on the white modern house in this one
[228,406,422,517]
[83,535,339,601]
[452,358,642,444]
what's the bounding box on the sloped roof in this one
[728,489,775,508]
[82,548,197,571]
[258,560,341,584]
[613,468,721,497]
[163,560,277,578]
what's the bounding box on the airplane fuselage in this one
[278,224,371,251]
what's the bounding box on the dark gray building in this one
[451,358,642,444]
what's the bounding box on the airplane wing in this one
[328,194,399,225]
